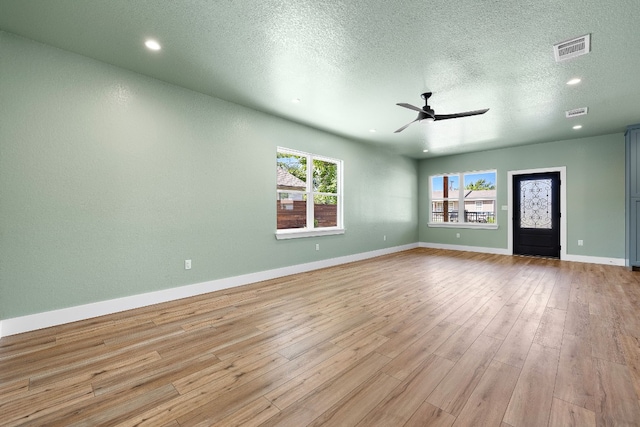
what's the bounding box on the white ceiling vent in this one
[554,34,591,62]
[565,107,588,118]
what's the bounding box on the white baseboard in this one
[419,241,625,266]
[563,254,626,266]
[419,241,510,255]
[0,243,418,338]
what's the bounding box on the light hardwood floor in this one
[2,248,640,426]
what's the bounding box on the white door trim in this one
[507,167,567,260]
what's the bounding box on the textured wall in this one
[418,133,625,259]
[0,32,418,320]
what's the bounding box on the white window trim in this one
[276,147,344,239]
[428,222,498,230]
[428,169,498,229]
[276,227,345,240]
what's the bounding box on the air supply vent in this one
[554,34,591,62]
[565,107,588,118]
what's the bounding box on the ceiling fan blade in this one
[396,103,426,113]
[434,108,489,121]
[394,118,419,133]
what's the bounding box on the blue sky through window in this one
[464,172,496,187]
[277,156,301,167]
[432,172,496,191]
[431,175,459,191]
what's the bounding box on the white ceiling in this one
[1,0,639,158]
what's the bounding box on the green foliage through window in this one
[465,179,496,190]
[277,153,306,181]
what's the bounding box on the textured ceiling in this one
[1,0,639,158]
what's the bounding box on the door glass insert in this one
[520,179,552,229]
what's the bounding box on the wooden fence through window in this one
[277,200,337,229]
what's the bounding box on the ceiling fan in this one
[394,92,489,133]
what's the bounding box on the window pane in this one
[431,201,460,222]
[312,159,337,193]
[448,201,460,223]
[463,200,496,223]
[432,211,460,222]
[463,172,496,191]
[463,171,497,223]
[277,192,307,229]
[313,194,337,228]
[431,175,459,222]
[431,175,459,199]
[277,153,307,191]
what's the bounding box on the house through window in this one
[276,147,344,239]
[430,170,497,226]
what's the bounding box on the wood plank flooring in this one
[2,248,640,426]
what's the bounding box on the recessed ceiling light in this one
[573,125,582,130]
[567,78,581,85]
[144,39,161,51]
[423,149,429,153]
[369,129,377,133]
[291,98,301,104]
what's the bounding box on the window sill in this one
[276,227,345,240]
[428,222,498,230]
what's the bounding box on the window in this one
[276,147,344,239]
[430,170,497,227]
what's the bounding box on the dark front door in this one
[513,172,561,258]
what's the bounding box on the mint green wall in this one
[418,133,625,259]
[0,32,418,320]
[0,29,626,322]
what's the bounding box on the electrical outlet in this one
[315,243,320,251]
[185,259,192,270]
[578,240,584,246]
[456,233,460,238]
[383,235,386,241]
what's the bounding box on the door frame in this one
[507,166,567,260]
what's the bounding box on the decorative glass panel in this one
[520,179,552,229]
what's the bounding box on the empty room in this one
[2,1,640,426]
